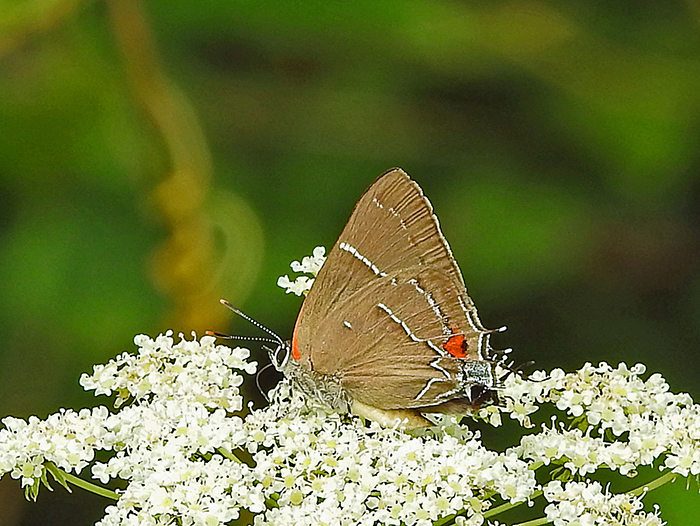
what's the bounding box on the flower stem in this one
[513,517,550,526]
[45,463,120,500]
[629,471,678,497]
[482,490,543,520]
[217,447,239,461]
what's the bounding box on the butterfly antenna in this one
[214,299,284,345]
[206,332,280,346]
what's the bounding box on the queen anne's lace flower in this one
[0,407,110,485]
[0,248,698,525]
[277,246,326,296]
[491,361,700,479]
[543,480,664,526]
[0,331,539,525]
[240,385,536,526]
[79,332,256,409]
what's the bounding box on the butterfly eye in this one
[265,342,288,370]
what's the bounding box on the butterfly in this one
[260,168,509,427]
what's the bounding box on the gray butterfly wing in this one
[292,168,494,410]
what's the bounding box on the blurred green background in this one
[1,0,699,524]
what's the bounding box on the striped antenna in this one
[207,299,284,346]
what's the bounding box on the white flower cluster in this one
[82,333,263,526]
[79,331,257,409]
[0,332,543,526]
[0,407,110,486]
[0,334,262,525]
[2,237,699,526]
[493,362,700,478]
[240,383,536,526]
[2,243,699,525]
[277,246,326,296]
[95,419,264,526]
[543,480,664,526]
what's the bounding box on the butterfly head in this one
[266,340,292,372]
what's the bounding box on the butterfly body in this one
[272,168,504,427]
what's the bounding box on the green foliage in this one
[1,0,699,523]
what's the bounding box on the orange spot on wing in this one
[291,339,301,361]
[290,302,305,361]
[443,334,467,359]
[291,322,302,361]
